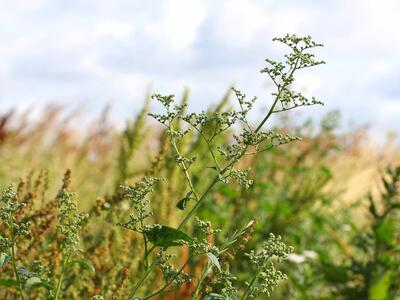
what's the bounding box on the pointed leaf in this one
[376,219,395,245]
[176,197,191,210]
[145,225,193,247]
[206,252,221,272]
[0,253,9,268]
[244,220,255,230]
[0,278,19,287]
[369,271,392,300]
[176,191,193,210]
[24,277,53,290]
[69,258,95,272]
[202,293,225,300]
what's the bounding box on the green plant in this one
[53,170,91,300]
[0,171,94,300]
[0,33,332,300]
[116,33,325,299]
[0,185,30,299]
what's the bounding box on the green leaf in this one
[0,278,19,287]
[176,191,193,210]
[202,293,225,300]
[321,264,348,284]
[145,225,193,247]
[0,253,9,268]
[369,271,392,300]
[244,220,254,230]
[206,252,221,272]
[219,185,237,197]
[69,258,95,272]
[376,219,395,245]
[277,202,292,216]
[24,277,53,290]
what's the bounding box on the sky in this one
[0,0,399,135]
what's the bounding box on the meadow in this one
[0,35,399,300]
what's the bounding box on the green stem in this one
[54,252,72,300]
[255,58,299,133]
[141,259,190,300]
[127,174,219,298]
[192,262,212,300]
[9,222,25,300]
[241,256,271,300]
[140,216,149,269]
[195,128,221,171]
[128,87,282,297]
[128,261,156,299]
[170,131,200,201]
[177,175,220,229]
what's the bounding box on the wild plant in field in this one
[0,170,94,300]
[0,33,327,300]
[0,185,31,299]
[116,34,325,299]
[53,170,91,300]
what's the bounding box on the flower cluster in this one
[0,185,30,250]
[56,189,88,253]
[118,177,163,233]
[149,94,186,126]
[155,250,191,287]
[244,233,293,298]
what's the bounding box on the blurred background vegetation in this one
[0,90,399,299]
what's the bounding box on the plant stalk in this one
[54,252,72,300]
[9,221,26,300]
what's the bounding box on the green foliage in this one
[0,185,31,299]
[1,32,399,300]
[0,33,327,300]
[145,225,193,248]
[116,33,324,300]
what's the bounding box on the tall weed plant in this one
[0,34,399,300]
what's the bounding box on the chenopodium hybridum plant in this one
[0,185,31,299]
[117,34,326,299]
[0,170,93,300]
[0,34,325,300]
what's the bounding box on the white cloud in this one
[145,0,206,50]
[0,0,399,133]
[94,21,133,41]
[210,1,267,47]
